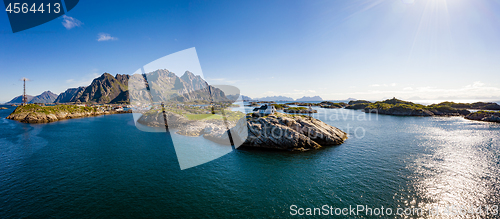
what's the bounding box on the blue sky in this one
[1,0,500,102]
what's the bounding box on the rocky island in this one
[344,98,500,116]
[241,113,347,151]
[341,98,500,124]
[137,111,348,151]
[7,104,130,123]
[465,111,500,123]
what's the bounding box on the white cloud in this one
[467,81,485,88]
[97,33,118,42]
[62,15,83,30]
[338,81,500,100]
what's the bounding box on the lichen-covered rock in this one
[239,113,347,151]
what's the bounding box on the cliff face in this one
[76,73,129,103]
[54,87,86,103]
[50,70,228,104]
[53,73,129,104]
[129,69,228,104]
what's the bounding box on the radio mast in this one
[21,77,30,105]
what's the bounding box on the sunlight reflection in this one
[404,119,500,218]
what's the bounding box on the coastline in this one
[6,104,131,123]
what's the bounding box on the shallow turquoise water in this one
[1,105,499,218]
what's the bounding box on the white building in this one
[253,104,276,115]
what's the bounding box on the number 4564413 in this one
[5,3,61,14]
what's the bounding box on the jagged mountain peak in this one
[52,70,226,104]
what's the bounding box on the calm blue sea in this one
[1,104,500,218]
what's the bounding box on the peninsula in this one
[7,104,130,123]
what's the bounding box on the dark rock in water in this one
[348,100,371,105]
[428,107,470,116]
[364,107,434,116]
[465,111,500,123]
[345,103,370,110]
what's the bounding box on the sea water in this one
[1,105,499,218]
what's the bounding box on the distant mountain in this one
[6,90,58,104]
[6,95,34,104]
[29,91,58,103]
[296,96,323,101]
[19,70,230,105]
[55,73,130,104]
[257,96,294,101]
[241,95,253,101]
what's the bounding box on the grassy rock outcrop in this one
[347,98,471,116]
[7,104,129,123]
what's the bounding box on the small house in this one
[252,104,276,115]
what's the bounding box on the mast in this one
[22,78,27,105]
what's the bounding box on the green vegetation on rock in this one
[347,98,472,116]
[10,104,95,115]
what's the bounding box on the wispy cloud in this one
[62,15,83,30]
[370,83,396,87]
[97,33,118,42]
[65,70,100,88]
[206,78,240,84]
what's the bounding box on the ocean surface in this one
[1,104,500,218]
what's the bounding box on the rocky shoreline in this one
[345,98,499,118]
[6,104,131,123]
[137,112,348,151]
[465,111,500,123]
[241,113,347,151]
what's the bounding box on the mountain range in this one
[6,91,58,104]
[296,96,323,101]
[6,70,229,105]
[55,73,130,104]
